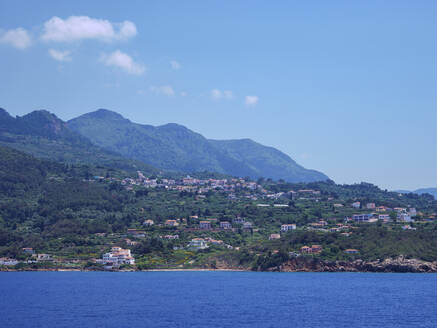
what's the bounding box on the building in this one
[366,203,376,210]
[300,246,312,254]
[280,224,296,232]
[35,254,52,261]
[124,239,138,246]
[344,249,359,254]
[165,220,179,227]
[22,248,35,255]
[188,238,208,250]
[233,217,246,224]
[242,222,253,231]
[318,220,328,226]
[300,245,323,254]
[127,229,146,237]
[402,225,416,231]
[311,245,323,253]
[353,214,373,222]
[143,219,154,226]
[378,214,391,222]
[199,221,212,229]
[208,239,224,245]
[269,233,281,240]
[102,247,135,266]
[398,213,413,222]
[0,258,19,266]
[394,207,407,214]
[162,235,179,240]
[220,221,232,230]
[352,202,361,209]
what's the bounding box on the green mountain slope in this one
[68,109,328,182]
[0,108,158,174]
[209,139,327,182]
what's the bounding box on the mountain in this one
[415,188,437,198]
[395,188,437,199]
[68,109,328,182]
[0,108,158,174]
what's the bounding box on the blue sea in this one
[1,272,436,327]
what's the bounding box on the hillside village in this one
[1,168,436,271]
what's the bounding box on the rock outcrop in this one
[272,256,437,273]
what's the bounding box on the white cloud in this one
[211,89,233,100]
[245,95,259,106]
[150,85,175,97]
[100,50,145,75]
[170,60,181,70]
[0,28,31,49]
[180,91,187,97]
[48,49,72,62]
[211,89,222,100]
[41,16,137,42]
[118,21,137,40]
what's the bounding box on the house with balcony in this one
[188,238,208,250]
[102,247,135,267]
[352,214,373,222]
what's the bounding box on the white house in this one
[352,202,361,209]
[269,234,281,240]
[378,214,391,222]
[398,213,413,222]
[281,224,296,232]
[220,221,232,230]
[143,219,154,226]
[199,221,212,229]
[188,238,208,250]
[0,258,19,266]
[102,247,135,266]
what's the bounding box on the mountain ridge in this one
[0,108,158,174]
[395,188,437,199]
[68,108,328,182]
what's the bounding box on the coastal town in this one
[1,171,435,271]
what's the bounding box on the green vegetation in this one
[0,108,158,174]
[0,144,436,272]
[67,108,328,182]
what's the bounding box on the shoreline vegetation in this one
[2,256,437,273]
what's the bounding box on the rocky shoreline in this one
[275,256,437,273]
[2,256,437,273]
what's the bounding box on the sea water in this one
[1,271,436,327]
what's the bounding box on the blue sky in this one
[1,1,436,190]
